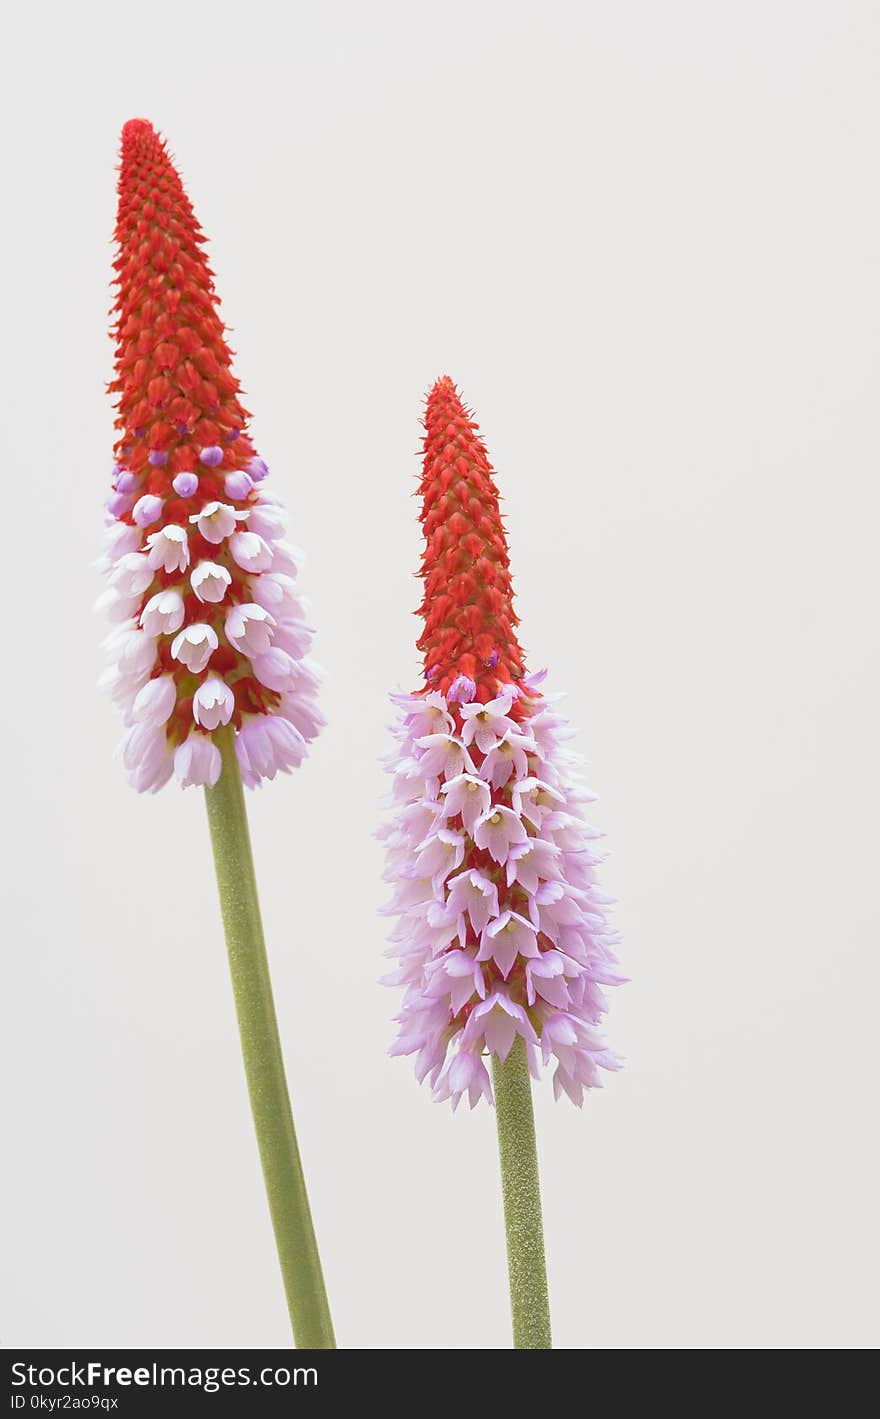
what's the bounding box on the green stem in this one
[203,726,335,1349]
[492,1036,552,1348]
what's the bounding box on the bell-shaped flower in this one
[189,501,247,545]
[140,589,185,638]
[230,530,274,573]
[173,732,221,788]
[225,603,276,657]
[191,561,232,604]
[171,623,218,674]
[132,674,177,727]
[193,676,235,731]
[252,647,298,693]
[111,551,154,597]
[146,524,189,574]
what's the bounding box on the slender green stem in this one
[492,1036,552,1348]
[203,726,335,1349]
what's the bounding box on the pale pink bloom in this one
[506,837,562,894]
[270,542,304,577]
[446,869,499,937]
[230,530,274,573]
[440,773,490,833]
[252,647,297,692]
[117,627,158,680]
[273,620,314,660]
[425,948,485,1015]
[278,689,325,742]
[235,714,306,786]
[481,731,534,788]
[146,524,189,574]
[123,723,173,793]
[251,572,303,618]
[382,678,622,1107]
[140,588,185,638]
[461,992,537,1061]
[247,502,286,541]
[472,804,528,864]
[225,603,276,657]
[189,501,246,544]
[459,689,517,752]
[191,561,232,604]
[171,623,218,674]
[435,1049,493,1111]
[477,911,540,977]
[111,551,154,597]
[511,776,564,829]
[174,733,221,788]
[94,586,142,623]
[132,674,176,727]
[400,691,454,737]
[525,951,572,1008]
[193,676,235,730]
[414,828,466,892]
[415,732,474,780]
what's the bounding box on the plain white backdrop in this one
[1,1,877,1349]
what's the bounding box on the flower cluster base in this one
[382,675,623,1108]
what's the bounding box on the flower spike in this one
[98,121,335,1349]
[100,118,322,791]
[384,377,623,1110]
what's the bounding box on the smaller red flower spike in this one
[99,121,323,791]
[383,381,623,1109]
[417,377,527,703]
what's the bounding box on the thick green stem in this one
[203,726,335,1349]
[492,1036,552,1348]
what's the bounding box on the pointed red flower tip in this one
[111,118,254,480]
[121,117,156,143]
[417,376,527,703]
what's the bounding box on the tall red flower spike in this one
[382,378,623,1108]
[417,376,526,702]
[112,118,253,482]
[98,120,322,791]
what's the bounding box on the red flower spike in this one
[383,380,622,1110]
[100,121,323,792]
[417,377,527,703]
[111,119,252,475]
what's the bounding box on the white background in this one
[1,1,877,1349]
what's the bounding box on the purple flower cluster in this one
[382,673,624,1108]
